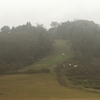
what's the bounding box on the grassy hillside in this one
[0,73,100,100]
[19,40,70,72]
[1,39,100,100]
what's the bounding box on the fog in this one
[0,0,100,28]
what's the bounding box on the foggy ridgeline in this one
[1,20,100,76]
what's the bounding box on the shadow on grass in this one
[0,93,5,95]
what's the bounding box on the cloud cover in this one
[0,0,100,29]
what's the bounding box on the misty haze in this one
[0,0,100,100]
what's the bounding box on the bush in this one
[93,86,100,90]
[23,68,50,74]
[23,69,37,74]
[84,85,90,88]
[0,66,8,75]
[5,71,21,74]
[41,68,50,73]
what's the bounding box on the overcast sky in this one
[0,0,100,29]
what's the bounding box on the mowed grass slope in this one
[0,73,100,100]
[19,40,69,72]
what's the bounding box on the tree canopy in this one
[1,20,100,76]
[49,20,100,59]
[0,22,54,74]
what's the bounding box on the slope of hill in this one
[19,39,70,72]
[0,39,100,100]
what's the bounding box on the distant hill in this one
[1,20,100,77]
[49,20,100,90]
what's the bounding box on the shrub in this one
[5,71,21,74]
[23,69,37,74]
[93,86,100,90]
[41,68,50,73]
[23,68,50,74]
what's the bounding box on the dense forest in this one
[1,20,100,79]
[49,20,100,59]
[0,22,53,74]
[49,20,100,76]
[49,20,100,89]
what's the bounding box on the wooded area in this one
[1,20,100,78]
[0,22,53,74]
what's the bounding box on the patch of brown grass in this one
[0,74,100,100]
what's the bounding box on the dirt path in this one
[54,61,67,86]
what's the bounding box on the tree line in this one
[49,20,100,59]
[49,20,100,78]
[1,19,100,76]
[0,22,53,74]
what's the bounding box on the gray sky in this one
[0,0,100,29]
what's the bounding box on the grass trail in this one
[19,40,70,72]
